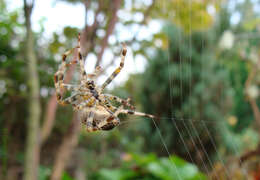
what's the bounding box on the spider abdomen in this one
[100,122,117,131]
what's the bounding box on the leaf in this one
[98,169,137,180]
[62,172,75,180]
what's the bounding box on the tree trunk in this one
[40,50,77,145]
[50,114,81,180]
[23,1,41,180]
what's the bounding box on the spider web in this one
[107,0,252,179]
[133,0,249,179]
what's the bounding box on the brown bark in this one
[95,0,122,67]
[245,59,260,131]
[40,50,77,145]
[50,113,81,180]
[40,95,58,144]
[248,98,260,128]
[240,144,260,164]
[23,0,41,180]
[240,58,260,165]
[81,0,103,56]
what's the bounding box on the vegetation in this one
[92,153,207,180]
[0,0,260,180]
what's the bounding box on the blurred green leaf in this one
[94,153,207,180]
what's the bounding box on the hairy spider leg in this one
[85,107,97,132]
[99,101,115,115]
[95,96,139,130]
[82,103,117,132]
[97,94,131,123]
[87,66,102,80]
[96,106,123,130]
[97,94,117,112]
[104,100,117,113]
[77,33,88,82]
[119,109,155,119]
[101,44,127,91]
[54,47,79,105]
[62,93,81,106]
[76,96,96,110]
[62,84,80,91]
[95,95,136,130]
[104,94,135,109]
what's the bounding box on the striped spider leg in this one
[54,46,80,105]
[87,65,103,80]
[94,102,155,131]
[100,43,127,91]
[54,33,90,106]
[104,94,135,110]
[77,33,88,82]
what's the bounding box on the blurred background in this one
[1,0,260,179]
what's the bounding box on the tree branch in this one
[95,0,122,67]
[240,144,260,164]
[82,0,102,56]
[83,0,91,25]
[124,0,155,45]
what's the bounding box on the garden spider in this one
[54,33,155,132]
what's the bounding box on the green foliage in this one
[0,4,28,175]
[38,166,74,180]
[122,24,235,160]
[216,1,260,132]
[151,0,223,32]
[221,52,252,131]
[92,153,207,180]
[38,166,51,180]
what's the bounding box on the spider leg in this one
[119,109,155,119]
[62,84,80,91]
[99,102,115,115]
[76,96,96,111]
[77,33,88,81]
[62,93,80,106]
[104,94,135,109]
[90,96,121,131]
[54,48,79,105]
[101,44,127,91]
[97,94,133,126]
[96,106,123,131]
[84,107,98,132]
[78,98,98,132]
[95,94,117,113]
[87,66,102,80]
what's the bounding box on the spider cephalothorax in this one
[54,33,154,132]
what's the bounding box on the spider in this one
[54,33,155,132]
